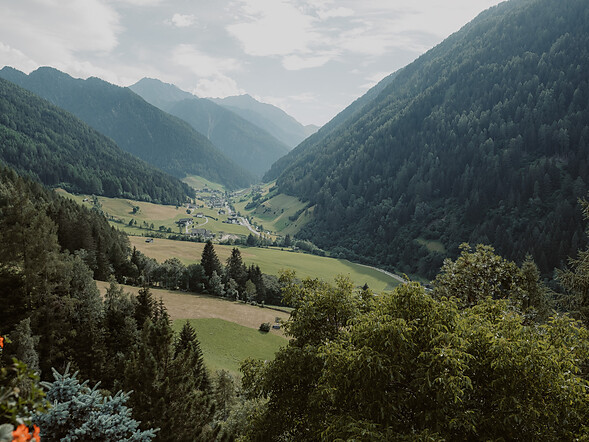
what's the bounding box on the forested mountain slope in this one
[0,78,193,204]
[130,78,290,178]
[271,0,589,278]
[0,67,254,189]
[211,94,317,148]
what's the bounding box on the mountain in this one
[130,78,290,178]
[211,95,318,148]
[270,0,589,278]
[0,77,193,204]
[129,77,194,110]
[0,67,254,189]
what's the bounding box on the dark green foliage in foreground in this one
[0,67,254,189]
[36,367,156,441]
[241,259,589,441]
[0,77,193,204]
[270,0,589,278]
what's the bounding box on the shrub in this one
[258,323,270,333]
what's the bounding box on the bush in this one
[258,323,270,333]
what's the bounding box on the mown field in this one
[95,281,288,377]
[172,319,286,376]
[129,236,400,292]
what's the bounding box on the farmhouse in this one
[176,218,194,226]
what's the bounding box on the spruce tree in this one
[36,366,156,441]
[201,240,223,280]
[225,248,247,293]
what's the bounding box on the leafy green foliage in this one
[0,77,193,204]
[270,0,589,278]
[241,270,589,441]
[0,357,47,430]
[0,67,254,189]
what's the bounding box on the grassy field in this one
[172,318,286,376]
[233,184,311,236]
[182,175,226,192]
[56,189,256,239]
[95,280,288,377]
[129,236,400,291]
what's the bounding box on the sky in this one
[0,0,503,126]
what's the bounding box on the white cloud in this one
[227,0,321,57]
[171,44,241,77]
[192,75,245,98]
[0,0,121,74]
[167,13,197,28]
[0,42,38,73]
[282,52,336,70]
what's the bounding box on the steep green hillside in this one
[167,98,289,178]
[0,78,193,205]
[212,94,316,148]
[130,78,290,178]
[271,0,589,278]
[0,67,254,189]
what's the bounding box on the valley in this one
[3,0,589,439]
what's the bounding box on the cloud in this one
[227,0,321,57]
[0,0,121,74]
[282,52,336,70]
[192,75,245,98]
[166,13,197,28]
[171,44,241,77]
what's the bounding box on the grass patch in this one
[130,236,400,292]
[172,318,286,377]
[182,175,226,192]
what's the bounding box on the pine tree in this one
[201,240,223,285]
[225,248,247,293]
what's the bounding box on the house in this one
[218,209,226,215]
[176,218,194,226]
[227,216,239,224]
[195,212,205,218]
[190,228,215,239]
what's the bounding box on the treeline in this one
[0,167,245,440]
[272,0,589,279]
[0,77,194,205]
[126,241,285,307]
[0,166,136,282]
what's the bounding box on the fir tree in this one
[201,240,223,281]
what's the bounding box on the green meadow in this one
[172,318,287,377]
[130,236,399,292]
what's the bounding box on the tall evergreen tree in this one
[201,240,223,280]
[225,248,247,294]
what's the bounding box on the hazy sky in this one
[0,0,503,126]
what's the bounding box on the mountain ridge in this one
[0,66,254,189]
[269,0,589,278]
[0,77,193,204]
[130,78,290,178]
